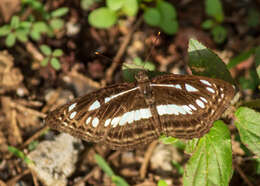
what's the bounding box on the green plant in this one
[95,154,129,186]
[8,146,33,164]
[88,0,178,35]
[157,179,168,186]
[0,0,68,47]
[40,44,63,70]
[202,0,227,44]
[0,16,29,47]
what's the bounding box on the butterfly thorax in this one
[135,71,162,135]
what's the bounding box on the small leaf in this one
[16,29,29,42]
[211,25,227,44]
[157,1,178,34]
[88,8,117,28]
[51,7,69,17]
[122,0,138,16]
[183,121,233,186]
[8,146,33,164]
[107,0,125,11]
[111,175,129,186]
[235,107,260,156]
[201,19,214,29]
[95,154,115,177]
[205,0,224,22]
[10,16,20,28]
[20,21,31,28]
[53,49,63,57]
[6,33,16,47]
[172,160,184,175]
[144,8,160,26]
[40,45,52,56]
[33,22,48,33]
[80,0,96,10]
[0,25,11,36]
[41,58,49,66]
[188,39,234,84]
[30,31,41,40]
[158,179,168,186]
[50,58,61,70]
[227,48,255,69]
[50,18,64,30]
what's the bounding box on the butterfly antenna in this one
[144,32,161,63]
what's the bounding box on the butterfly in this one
[46,70,235,150]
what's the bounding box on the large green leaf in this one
[183,121,233,186]
[88,8,117,28]
[235,107,260,156]
[188,39,234,84]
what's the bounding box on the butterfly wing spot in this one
[188,104,197,111]
[68,103,77,112]
[86,117,92,125]
[62,122,68,126]
[221,93,224,98]
[196,99,205,108]
[119,111,133,126]
[200,80,212,86]
[134,110,142,121]
[182,105,193,114]
[206,87,215,93]
[111,116,121,128]
[185,84,198,92]
[140,108,152,119]
[104,87,139,104]
[88,100,101,111]
[127,111,135,124]
[69,111,77,119]
[150,84,182,89]
[104,118,111,127]
[200,97,208,103]
[92,117,99,127]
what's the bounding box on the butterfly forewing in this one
[46,71,235,150]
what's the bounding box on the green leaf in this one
[33,22,48,33]
[144,8,160,26]
[53,49,63,57]
[20,21,31,28]
[88,8,117,28]
[185,138,199,154]
[172,160,184,175]
[235,107,260,156]
[80,0,96,10]
[0,25,11,36]
[41,58,49,66]
[6,33,16,47]
[227,48,255,69]
[50,18,64,30]
[205,0,224,22]
[157,1,178,34]
[238,69,259,90]
[112,175,129,186]
[30,31,41,41]
[8,146,33,164]
[201,19,214,29]
[40,45,52,56]
[51,7,69,17]
[158,179,168,186]
[50,58,61,70]
[95,154,115,177]
[10,16,20,29]
[16,29,28,42]
[211,25,227,44]
[183,121,233,186]
[188,39,234,84]
[122,0,138,16]
[107,0,125,11]
[157,1,177,20]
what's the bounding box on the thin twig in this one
[140,140,158,179]
[233,161,254,186]
[104,17,143,85]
